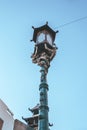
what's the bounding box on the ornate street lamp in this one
[31,22,58,130]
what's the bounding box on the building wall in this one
[0,99,14,130]
[14,119,27,130]
[14,119,34,130]
[0,99,34,130]
[0,118,4,130]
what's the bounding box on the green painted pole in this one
[30,23,58,130]
[38,64,49,130]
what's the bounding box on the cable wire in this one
[55,16,87,29]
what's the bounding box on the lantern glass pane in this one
[37,33,45,43]
[47,34,52,45]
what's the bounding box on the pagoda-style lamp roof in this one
[22,115,38,128]
[22,104,39,129]
[31,22,58,44]
[28,104,39,115]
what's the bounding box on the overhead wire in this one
[54,16,87,29]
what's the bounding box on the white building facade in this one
[0,99,14,130]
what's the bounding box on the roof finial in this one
[46,21,48,25]
[56,30,59,33]
[32,26,35,29]
[30,39,33,42]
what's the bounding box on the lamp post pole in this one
[31,22,58,130]
[39,62,49,130]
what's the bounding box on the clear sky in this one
[0,0,87,130]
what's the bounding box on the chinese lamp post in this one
[31,22,58,130]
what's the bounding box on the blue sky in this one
[0,0,87,130]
